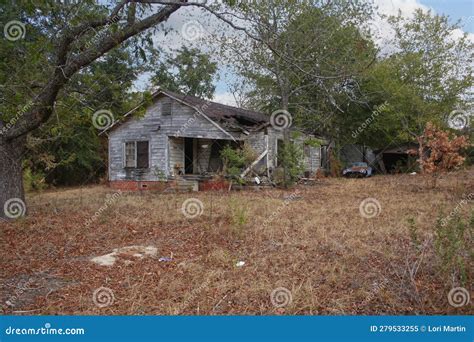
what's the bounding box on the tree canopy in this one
[151,46,218,99]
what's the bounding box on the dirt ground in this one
[1,169,472,315]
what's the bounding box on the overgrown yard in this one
[1,169,472,315]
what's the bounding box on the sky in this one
[140,0,474,106]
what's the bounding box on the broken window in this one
[136,141,149,168]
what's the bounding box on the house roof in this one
[101,89,270,135]
[161,90,269,125]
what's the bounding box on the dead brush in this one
[1,168,473,315]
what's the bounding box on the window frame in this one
[162,98,172,116]
[123,140,150,169]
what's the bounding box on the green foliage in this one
[228,198,248,237]
[304,138,322,148]
[221,145,246,180]
[220,143,257,183]
[350,9,473,148]
[24,48,140,186]
[23,167,46,192]
[276,141,305,186]
[407,217,421,250]
[151,46,218,98]
[434,212,473,286]
[222,1,375,139]
[153,166,167,181]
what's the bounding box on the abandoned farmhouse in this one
[103,90,323,190]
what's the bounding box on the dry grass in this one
[1,169,473,315]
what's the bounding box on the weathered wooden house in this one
[103,90,322,190]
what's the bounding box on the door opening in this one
[184,138,194,174]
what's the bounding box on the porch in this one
[168,136,239,177]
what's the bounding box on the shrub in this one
[23,167,47,192]
[227,198,248,238]
[434,211,473,286]
[277,141,305,187]
[220,143,257,183]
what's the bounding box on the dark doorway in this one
[184,138,194,174]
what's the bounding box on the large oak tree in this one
[0,0,247,219]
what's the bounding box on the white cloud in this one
[135,1,473,100]
[213,92,237,106]
[375,0,429,17]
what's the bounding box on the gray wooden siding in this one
[108,96,238,181]
[168,136,184,176]
[108,95,321,181]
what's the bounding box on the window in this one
[137,141,149,168]
[124,141,149,168]
[162,98,172,116]
[125,142,136,168]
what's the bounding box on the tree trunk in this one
[417,135,424,173]
[281,91,290,189]
[0,137,26,220]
